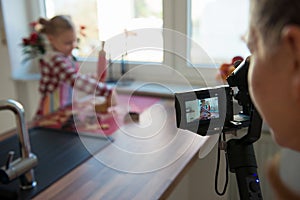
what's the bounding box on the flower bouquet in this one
[21,22,45,63]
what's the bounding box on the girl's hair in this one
[39,15,75,36]
[251,0,300,46]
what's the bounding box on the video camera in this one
[175,56,264,200]
[175,56,255,136]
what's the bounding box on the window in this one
[45,0,163,62]
[189,0,250,65]
[45,0,249,66]
[6,0,251,82]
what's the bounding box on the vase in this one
[23,57,40,75]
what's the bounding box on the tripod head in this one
[226,56,262,144]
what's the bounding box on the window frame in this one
[8,0,222,86]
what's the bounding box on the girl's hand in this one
[106,90,117,107]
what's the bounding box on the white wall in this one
[168,142,229,200]
[0,0,43,134]
[0,1,17,133]
[1,0,28,76]
[0,39,17,133]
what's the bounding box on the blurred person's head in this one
[247,0,300,151]
[39,15,77,56]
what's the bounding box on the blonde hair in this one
[39,15,75,36]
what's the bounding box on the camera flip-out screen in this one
[175,85,233,136]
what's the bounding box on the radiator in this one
[228,131,281,199]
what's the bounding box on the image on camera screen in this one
[185,97,219,123]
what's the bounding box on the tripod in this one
[224,106,263,200]
[225,56,263,200]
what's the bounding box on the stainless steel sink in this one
[0,127,110,200]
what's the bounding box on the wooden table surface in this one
[1,97,218,200]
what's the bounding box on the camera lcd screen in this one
[175,85,233,136]
[185,97,219,123]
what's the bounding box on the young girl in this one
[35,15,112,119]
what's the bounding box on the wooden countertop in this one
[1,97,218,200]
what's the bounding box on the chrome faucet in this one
[0,99,37,190]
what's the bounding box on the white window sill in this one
[113,80,202,98]
[11,71,203,99]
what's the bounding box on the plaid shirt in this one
[36,50,110,118]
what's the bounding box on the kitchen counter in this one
[0,96,218,200]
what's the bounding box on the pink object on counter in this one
[35,94,161,136]
[97,41,107,82]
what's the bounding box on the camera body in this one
[175,57,252,136]
[175,85,234,135]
